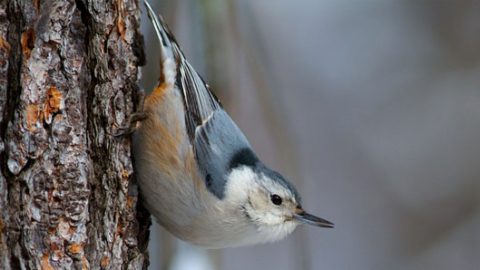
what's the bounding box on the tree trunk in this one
[0,0,150,269]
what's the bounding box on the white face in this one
[224,166,300,243]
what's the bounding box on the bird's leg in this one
[112,86,147,137]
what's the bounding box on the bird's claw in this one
[111,88,147,137]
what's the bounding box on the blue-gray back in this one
[194,110,254,199]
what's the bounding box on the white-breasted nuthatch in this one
[133,1,333,249]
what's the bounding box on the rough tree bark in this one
[0,0,150,269]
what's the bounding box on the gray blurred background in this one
[139,0,480,269]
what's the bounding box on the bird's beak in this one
[293,208,334,228]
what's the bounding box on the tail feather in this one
[144,0,177,86]
[144,0,221,141]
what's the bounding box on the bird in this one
[133,0,333,249]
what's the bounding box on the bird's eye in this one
[270,194,282,205]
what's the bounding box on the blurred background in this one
[139,0,480,269]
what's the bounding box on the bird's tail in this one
[144,0,180,87]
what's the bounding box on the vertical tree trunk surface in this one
[0,0,150,269]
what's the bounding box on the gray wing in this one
[177,61,221,141]
[194,110,257,199]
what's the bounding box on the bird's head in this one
[224,156,333,244]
